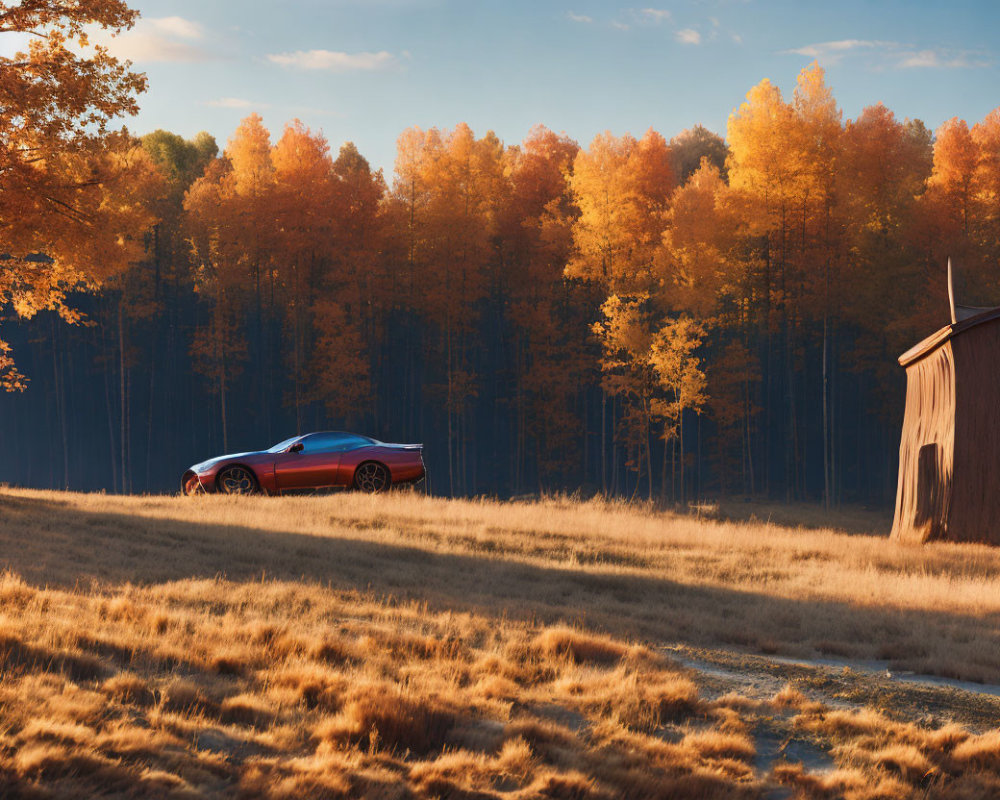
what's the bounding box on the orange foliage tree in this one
[391,123,504,495]
[308,143,383,429]
[0,0,148,388]
[500,126,588,488]
[270,121,335,430]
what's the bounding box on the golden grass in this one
[0,570,762,798]
[3,487,1000,680]
[0,488,998,797]
[773,690,1000,798]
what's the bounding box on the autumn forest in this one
[2,8,999,502]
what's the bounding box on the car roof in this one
[299,431,377,442]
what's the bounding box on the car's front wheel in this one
[217,466,259,495]
[354,462,390,493]
[182,471,203,496]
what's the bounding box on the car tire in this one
[353,462,391,493]
[182,471,203,495]
[217,466,259,495]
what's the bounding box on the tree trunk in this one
[831,331,838,505]
[822,313,830,508]
[661,424,668,501]
[101,316,118,492]
[696,412,702,501]
[146,344,155,492]
[219,312,229,454]
[671,433,677,503]
[745,340,756,497]
[447,322,454,497]
[293,265,302,435]
[601,390,607,495]
[646,397,653,500]
[50,316,69,490]
[118,302,128,494]
[679,407,685,507]
[611,395,618,496]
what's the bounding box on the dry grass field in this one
[1,487,1000,798]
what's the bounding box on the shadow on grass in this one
[689,497,893,536]
[0,492,995,685]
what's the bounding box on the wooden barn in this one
[891,261,1000,544]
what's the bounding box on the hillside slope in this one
[1,489,999,798]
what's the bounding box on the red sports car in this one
[181,432,424,496]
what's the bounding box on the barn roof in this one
[899,306,1000,368]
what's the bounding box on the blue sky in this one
[89,0,1000,175]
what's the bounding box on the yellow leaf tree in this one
[566,129,674,295]
[649,316,707,503]
[592,294,658,497]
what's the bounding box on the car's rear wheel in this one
[218,466,259,495]
[354,462,390,493]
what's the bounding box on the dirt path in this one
[669,644,1000,731]
[664,645,1000,796]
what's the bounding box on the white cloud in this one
[148,16,204,40]
[786,39,880,58]
[732,33,743,44]
[676,28,701,45]
[640,8,671,23]
[266,49,396,71]
[567,12,593,23]
[783,39,991,69]
[611,20,630,30]
[898,49,940,68]
[205,97,263,109]
[91,16,210,63]
[896,49,987,69]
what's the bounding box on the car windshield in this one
[266,436,302,453]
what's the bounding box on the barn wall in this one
[949,322,1000,545]
[890,343,955,543]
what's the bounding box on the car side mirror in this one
[289,442,304,453]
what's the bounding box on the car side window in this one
[299,433,370,454]
[300,434,345,454]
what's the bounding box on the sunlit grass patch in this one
[1,488,1000,797]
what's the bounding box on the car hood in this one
[190,451,265,473]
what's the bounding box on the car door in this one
[273,434,344,491]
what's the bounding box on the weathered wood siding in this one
[891,343,955,543]
[948,322,1000,544]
